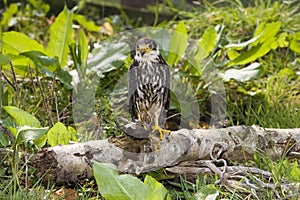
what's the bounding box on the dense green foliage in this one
[94,162,171,200]
[0,0,299,199]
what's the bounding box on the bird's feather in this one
[128,38,170,129]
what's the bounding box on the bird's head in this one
[134,37,160,62]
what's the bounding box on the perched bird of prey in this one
[128,37,170,140]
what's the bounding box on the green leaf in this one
[21,51,73,89]
[87,42,128,78]
[0,54,33,76]
[3,106,41,127]
[221,62,262,82]
[167,21,187,65]
[196,26,217,60]
[277,68,295,78]
[224,31,263,49]
[79,30,88,68]
[194,184,219,200]
[0,54,12,65]
[144,175,171,200]
[227,37,276,66]
[93,162,151,200]
[1,31,47,55]
[47,122,71,146]
[289,32,300,54]
[0,131,9,147]
[252,21,281,46]
[277,32,289,48]
[47,5,74,67]
[68,126,78,142]
[17,126,48,146]
[0,54,21,66]
[21,51,59,72]
[227,49,240,60]
[73,14,101,32]
[56,66,73,89]
[0,3,18,27]
[33,134,47,149]
[290,162,300,181]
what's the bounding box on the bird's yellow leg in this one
[152,116,170,140]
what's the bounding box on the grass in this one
[226,68,300,128]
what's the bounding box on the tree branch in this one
[31,125,300,183]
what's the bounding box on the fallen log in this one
[31,125,300,183]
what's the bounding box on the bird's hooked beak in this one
[138,47,152,56]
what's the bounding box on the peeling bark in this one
[31,125,300,183]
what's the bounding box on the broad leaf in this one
[252,21,281,46]
[1,31,47,55]
[47,5,74,67]
[224,32,263,49]
[21,51,59,73]
[21,51,73,89]
[47,122,72,146]
[227,22,281,66]
[227,49,240,60]
[196,26,217,60]
[93,162,151,200]
[71,29,89,79]
[221,62,262,82]
[227,37,276,66]
[68,126,78,142]
[144,175,171,200]
[3,106,41,128]
[78,30,88,70]
[289,32,300,54]
[17,126,48,146]
[56,65,73,90]
[0,54,23,65]
[33,134,48,149]
[87,42,128,78]
[277,32,289,48]
[167,21,187,65]
[0,54,33,76]
[0,131,9,147]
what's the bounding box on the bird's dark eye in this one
[148,44,153,49]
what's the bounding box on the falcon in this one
[128,37,170,140]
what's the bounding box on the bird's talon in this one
[152,125,171,140]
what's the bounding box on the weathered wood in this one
[31,125,300,183]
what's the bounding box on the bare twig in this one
[35,72,54,126]
[51,73,60,122]
[0,66,16,91]
[54,92,60,122]
[28,66,37,99]
[8,61,19,94]
[25,154,28,197]
[166,113,181,120]
[169,141,287,199]
[58,101,73,121]
[9,61,22,107]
